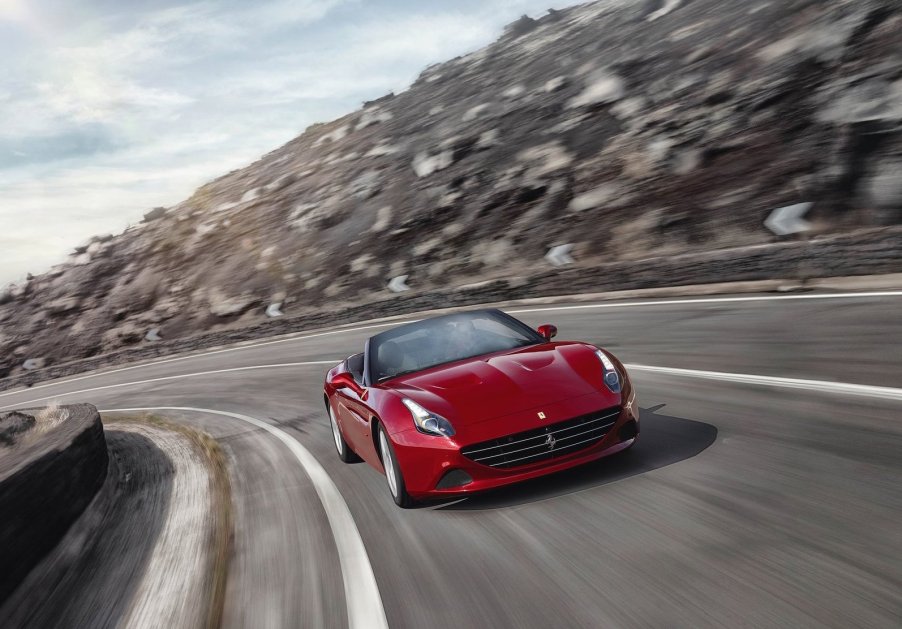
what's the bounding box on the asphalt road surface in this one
[1,291,901,628]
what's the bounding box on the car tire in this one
[377,424,415,508]
[328,402,360,463]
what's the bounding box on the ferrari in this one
[323,308,639,507]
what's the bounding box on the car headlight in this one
[402,398,456,437]
[595,349,622,393]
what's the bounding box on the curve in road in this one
[2,291,901,628]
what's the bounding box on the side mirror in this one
[329,371,364,396]
[537,324,557,341]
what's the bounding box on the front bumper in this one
[391,390,640,499]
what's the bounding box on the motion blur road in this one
[2,292,901,628]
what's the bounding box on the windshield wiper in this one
[378,368,422,383]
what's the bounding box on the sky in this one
[0,0,584,285]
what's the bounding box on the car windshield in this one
[369,310,544,383]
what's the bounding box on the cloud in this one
[0,0,32,24]
[0,0,586,283]
[37,74,194,124]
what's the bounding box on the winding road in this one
[2,291,901,628]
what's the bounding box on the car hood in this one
[387,342,613,425]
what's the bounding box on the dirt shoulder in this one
[0,415,232,629]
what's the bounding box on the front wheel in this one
[328,403,360,463]
[377,425,415,508]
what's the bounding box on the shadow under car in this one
[433,405,718,510]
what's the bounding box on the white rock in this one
[502,85,526,99]
[23,358,46,370]
[866,160,902,209]
[370,206,393,232]
[569,184,621,212]
[214,201,239,213]
[46,297,80,315]
[437,190,462,208]
[472,239,513,266]
[429,105,445,116]
[350,170,382,200]
[611,97,647,120]
[549,118,581,134]
[462,103,492,122]
[413,237,442,257]
[477,129,501,150]
[356,107,393,130]
[758,25,851,64]
[145,328,162,342]
[427,260,448,278]
[518,142,575,178]
[412,150,454,178]
[442,222,465,237]
[265,174,291,191]
[544,76,567,92]
[387,275,410,293]
[290,204,332,233]
[568,72,626,108]
[818,79,902,124]
[314,124,350,147]
[208,292,258,317]
[673,149,702,175]
[73,253,92,266]
[545,244,575,267]
[647,0,682,21]
[647,138,674,163]
[367,143,400,157]
[350,254,374,273]
[240,188,260,203]
[289,202,317,222]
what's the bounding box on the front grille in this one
[461,406,621,469]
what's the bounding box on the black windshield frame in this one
[363,309,546,385]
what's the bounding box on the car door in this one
[333,353,377,460]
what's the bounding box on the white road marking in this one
[102,406,389,629]
[508,291,902,314]
[626,364,902,402]
[0,362,335,410]
[4,290,900,401]
[5,353,901,414]
[0,292,892,627]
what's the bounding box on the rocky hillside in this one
[2,0,901,377]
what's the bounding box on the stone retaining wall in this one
[0,404,108,604]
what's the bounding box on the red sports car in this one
[324,309,639,507]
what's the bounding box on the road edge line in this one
[626,364,902,402]
[101,406,389,629]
